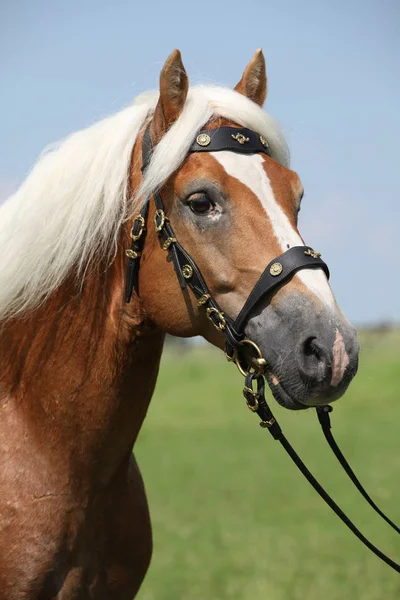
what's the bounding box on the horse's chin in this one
[264,366,349,411]
[264,367,307,411]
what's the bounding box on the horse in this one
[0,49,359,598]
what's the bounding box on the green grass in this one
[136,330,400,600]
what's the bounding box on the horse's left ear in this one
[234,49,267,107]
[152,49,189,141]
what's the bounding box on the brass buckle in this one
[243,386,259,412]
[206,307,226,331]
[154,209,167,232]
[130,215,146,241]
[231,339,267,377]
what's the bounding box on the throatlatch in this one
[125,121,400,574]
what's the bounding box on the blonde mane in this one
[0,85,289,321]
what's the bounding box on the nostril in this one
[300,336,329,382]
[304,337,321,359]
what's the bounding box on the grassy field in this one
[136,330,400,600]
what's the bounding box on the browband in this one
[188,126,271,156]
[141,126,271,173]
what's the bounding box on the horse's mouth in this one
[245,353,306,411]
[264,367,306,411]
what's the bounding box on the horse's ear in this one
[152,49,189,140]
[234,49,267,107]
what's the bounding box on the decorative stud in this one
[304,249,321,259]
[259,135,269,148]
[269,262,283,276]
[125,249,141,259]
[162,237,176,251]
[197,293,211,306]
[182,264,193,279]
[196,133,211,147]
[231,133,249,145]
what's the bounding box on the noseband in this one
[125,123,400,573]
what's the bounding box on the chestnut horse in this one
[0,50,359,598]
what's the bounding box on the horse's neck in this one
[0,256,165,487]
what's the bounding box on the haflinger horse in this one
[0,49,359,598]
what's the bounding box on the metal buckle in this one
[206,307,226,331]
[154,209,167,232]
[130,215,146,241]
[243,386,259,412]
[231,339,267,377]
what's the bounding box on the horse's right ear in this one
[234,49,267,107]
[151,49,189,142]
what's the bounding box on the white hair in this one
[0,85,289,321]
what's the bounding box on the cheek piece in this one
[124,122,400,574]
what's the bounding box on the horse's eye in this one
[189,195,213,215]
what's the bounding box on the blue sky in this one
[1,0,399,324]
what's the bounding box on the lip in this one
[264,366,307,411]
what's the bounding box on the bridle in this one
[126,125,329,365]
[125,122,400,573]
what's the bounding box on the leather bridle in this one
[126,125,329,364]
[125,122,400,573]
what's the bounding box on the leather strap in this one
[124,202,149,302]
[233,246,330,334]
[317,406,400,534]
[280,433,400,573]
[125,123,153,302]
[152,187,243,346]
[244,375,400,574]
[141,123,153,172]
[188,126,271,157]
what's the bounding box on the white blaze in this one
[212,152,335,309]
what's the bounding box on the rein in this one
[125,122,400,573]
